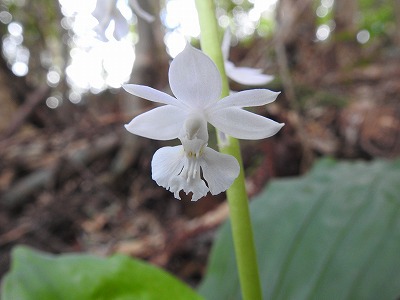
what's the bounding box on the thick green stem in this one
[195,1,263,300]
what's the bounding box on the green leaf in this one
[199,158,400,300]
[1,246,203,300]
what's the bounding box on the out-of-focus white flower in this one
[123,44,283,201]
[222,30,274,86]
[92,0,154,41]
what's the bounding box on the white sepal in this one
[169,44,222,109]
[125,105,186,140]
[208,107,284,140]
[123,84,185,107]
[213,89,280,110]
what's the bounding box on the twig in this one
[1,85,50,139]
[0,222,34,247]
[1,134,119,209]
[114,202,230,265]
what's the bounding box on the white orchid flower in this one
[123,44,284,201]
[92,0,154,41]
[222,30,274,86]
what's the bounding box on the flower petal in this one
[151,146,184,190]
[112,9,130,40]
[225,61,274,86]
[212,88,280,110]
[169,44,222,109]
[92,0,113,20]
[208,107,284,140]
[125,105,185,140]
[94,25,108,42]
[123,84,185,107]
[201,148,240,195]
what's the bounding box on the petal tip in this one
[275,122,285,133]
[122,84,133,93]
[124,123,134,133]
[271,90,281,97]
[268,90,281,102]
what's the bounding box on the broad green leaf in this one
[199,158,400,300]
[1,246,203,300]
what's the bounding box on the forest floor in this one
[0,40,399,287]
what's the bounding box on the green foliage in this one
[359,0,395,37]
[1,246,203,300]
[257,17,275,37]
[358,0,394,39]
[199,158,400,300]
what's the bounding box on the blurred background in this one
[0,0,399,286]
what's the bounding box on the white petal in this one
[130,0,155,23]
[212,88,280,110]
[113,10,130,40]
[123,84,185,107]
[225,62,274,86]
[125,105,185,140]
[201,148,240,195]
[151,146,184,190]
[92,0,113,20]
[94,24,108,42]
[169,44,222,109]
[208,107,284,140]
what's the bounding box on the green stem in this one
[195,1,263,300]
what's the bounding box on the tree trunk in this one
[276,0,315,47]
[274,0,315,170]
[0,47,38,137]
[334,0,358,34]
[333,0,359,68]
